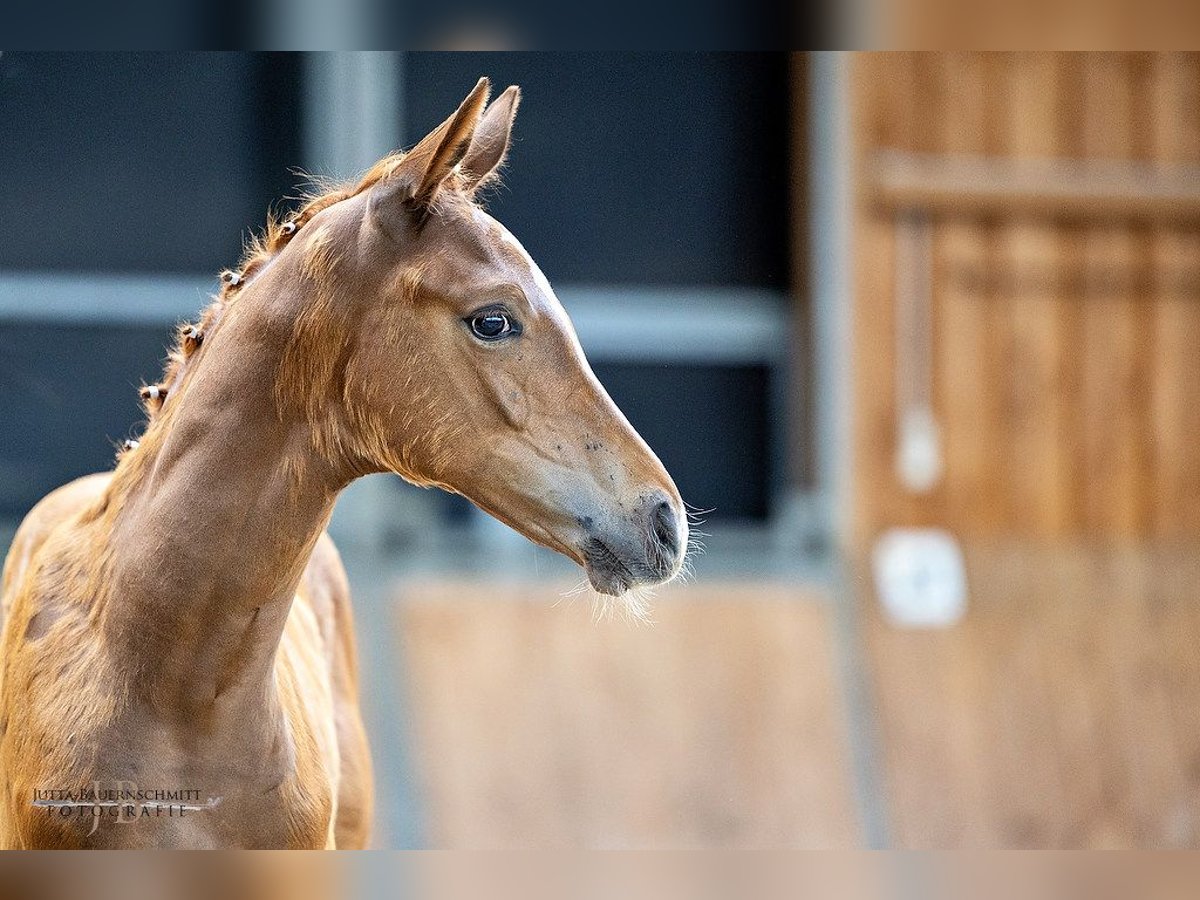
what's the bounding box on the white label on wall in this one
[872,527,967,628]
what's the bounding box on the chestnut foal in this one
[0,79,687,848]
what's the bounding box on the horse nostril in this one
[650,500,680,560]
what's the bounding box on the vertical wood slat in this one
[1055,53,1089,534]
[999,52,1066,535]
[934,53,992,535]
[975,53,1011,533]
[1150,53,1200,536]
[849,51,1200,543]
[1079,53,1149,537]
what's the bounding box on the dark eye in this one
[467,310,518,341]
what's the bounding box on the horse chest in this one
[8,710,334,849]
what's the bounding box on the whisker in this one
[683,501,714,528]
[560,580,659,625]
[613,585,656,625]
[557,579,590,602]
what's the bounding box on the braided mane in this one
[130,153,418,439]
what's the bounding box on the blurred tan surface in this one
[396,580,859,848]
[869,0,1200,49]
[865,541,1200,848]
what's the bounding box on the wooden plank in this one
[976,52,1013,533]
[868,153,1200,224]
[1126,54,1160,540]
[865,542,1200,847]
[934,52,995,535]
[1149,53,1200,535]
[999,52,1068,534]
[1054,53,1089,533]
[396,580,859,848]
[1079,54,1149,536]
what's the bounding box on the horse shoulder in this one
[293,531,373,848]
[0,473,119,847]
[1,472,112,630]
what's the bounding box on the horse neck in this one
[99,276,352,723]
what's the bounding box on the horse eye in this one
[468,311,516,341]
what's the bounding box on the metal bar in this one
[564,286,788,364]
[0,276,788,366]
[809,51,855,548]
[811,50,893,851]
[302,52,403,179]
[0,272,215,324]
[264,0,371,50]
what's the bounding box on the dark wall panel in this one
[592,361,773,520]
[405,52,790,288]
[0,322,165,516]
[0,52,302,274]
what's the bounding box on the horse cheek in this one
[489,373,530,431]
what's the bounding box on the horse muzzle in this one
[578,492,687,595]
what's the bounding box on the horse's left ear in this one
[373,77,491,220]
[459,85,521,194]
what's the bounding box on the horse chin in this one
[580,552,664,624]
[581,536,668,597]
[585,567,631,598]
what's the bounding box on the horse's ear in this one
[460,85,521,194]
[377,77,491,216]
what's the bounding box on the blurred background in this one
[1,51,1199,849]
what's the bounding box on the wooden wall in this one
[850,53,1200,545]
[397,580,860,848]
[863,542,1200,848]
[392,552,1200,848]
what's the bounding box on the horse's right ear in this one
[370,77,491,224]
[460,85,521,194]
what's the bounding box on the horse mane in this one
[115,140,497,476]
[126,152,420,445]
